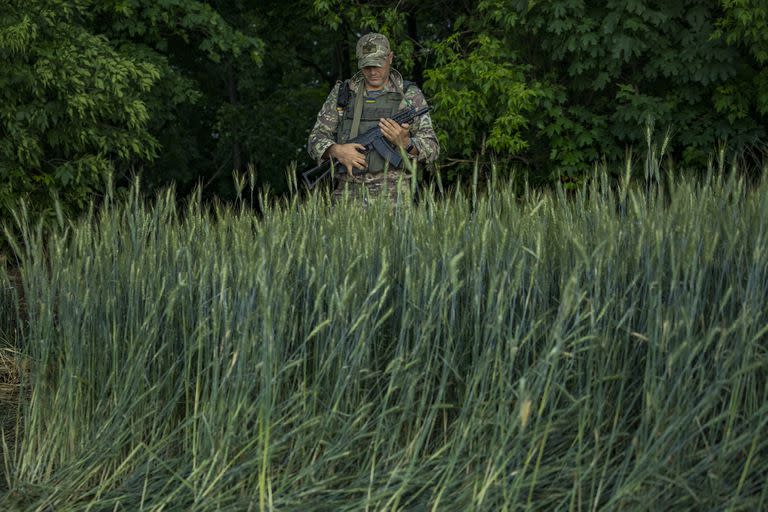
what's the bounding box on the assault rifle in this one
[302,106,430,189]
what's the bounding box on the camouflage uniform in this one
[307,35,439,205]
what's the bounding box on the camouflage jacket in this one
[307,69,439,165]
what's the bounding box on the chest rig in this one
[336,79,413,173]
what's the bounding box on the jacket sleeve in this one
[403,85,440,163]
[307,82,342,163]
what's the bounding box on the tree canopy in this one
[1,0,766,216]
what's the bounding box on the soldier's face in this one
[362,52,393,90]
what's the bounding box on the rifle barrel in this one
[302,106,431,189]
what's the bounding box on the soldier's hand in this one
[379,118,410,149]
[328,143,367,176]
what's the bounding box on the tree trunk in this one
[227,63,242,173]
[407,10,423,86]
[333,19,352,82]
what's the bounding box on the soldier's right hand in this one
[328,143,367,176]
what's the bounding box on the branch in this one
[296,55,333,87]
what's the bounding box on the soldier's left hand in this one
[379,118,410,149]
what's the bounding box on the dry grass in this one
[0,348,24,403]
[0,347,25,473]
[1,253,26,468]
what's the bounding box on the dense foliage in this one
[0,0,160,213]
[1,0,766,214]
[2,169,767,509]
[0,0,260,217]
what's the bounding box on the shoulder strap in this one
[349,81,366,139]
[336,80,351,109]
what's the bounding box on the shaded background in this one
[1,0,766,216]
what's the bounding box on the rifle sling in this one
[349,81,365,139]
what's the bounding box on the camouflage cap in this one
[356,33,391,69]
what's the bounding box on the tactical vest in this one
[337,81,411,172]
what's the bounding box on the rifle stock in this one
[302,106,430,190]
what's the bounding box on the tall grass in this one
[1,164,767,510]
[0,265,17,344]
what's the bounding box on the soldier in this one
[307,33,439,204]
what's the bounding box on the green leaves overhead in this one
[2,0,767,217]
[0,0,262,217]
[0,0,161,213]
[717,0,768,63]
[97,0,263,63]
[443,0,768,175]
[715,0,768,116]
[425,33,545,160]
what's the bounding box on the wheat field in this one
[0,165,766,510]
